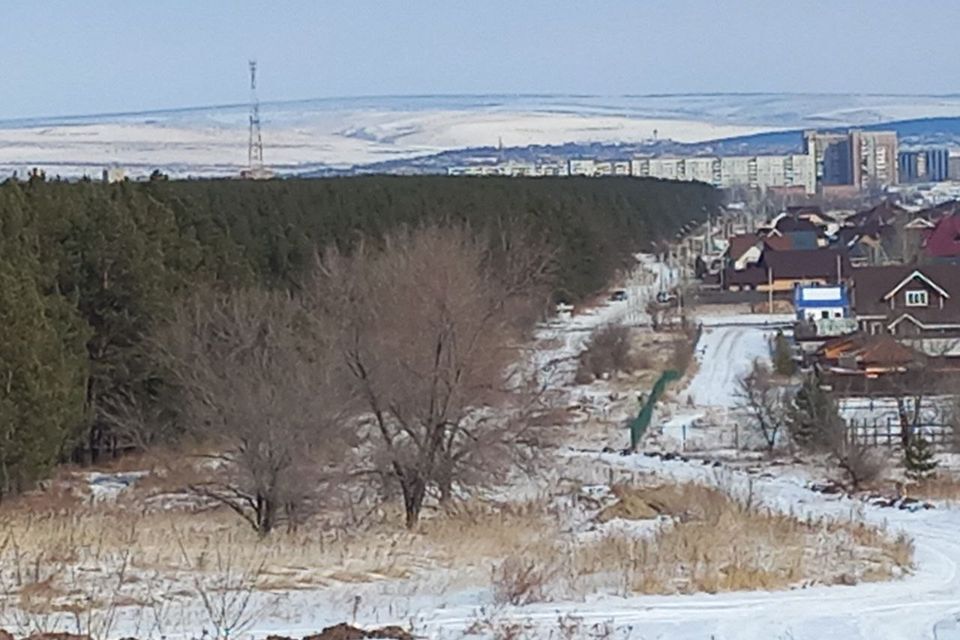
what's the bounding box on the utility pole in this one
[767,267,774,313]
[248,60,264,171]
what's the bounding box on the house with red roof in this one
[922,213,960,263]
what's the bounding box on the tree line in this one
[0,175,719,509]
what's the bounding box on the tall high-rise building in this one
[804,129,898,189]
[803,131,852,185]
[850,130,898,189]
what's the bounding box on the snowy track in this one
[686,323,779,408]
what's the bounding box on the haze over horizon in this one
[3,0,959,120]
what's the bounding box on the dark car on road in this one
[609,290,628,301]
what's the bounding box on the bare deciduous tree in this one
[156,288,350,536]
[312,225,551,528]
[888,349,956,449]
[735,359,787,453]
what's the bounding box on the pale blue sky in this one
[1,0,958,119]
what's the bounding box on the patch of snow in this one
[84,471,148,502]
[686,324,777,408]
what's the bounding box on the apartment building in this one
[804,129,899,189]
[850,130,898,189]
[569,159,619,176]
[447,161,570,177]
[631,151,815,194]
[804,131,852,185]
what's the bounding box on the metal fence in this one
[846,418,954,450]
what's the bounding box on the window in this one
[905,290,929,307]
[870,322,882,335]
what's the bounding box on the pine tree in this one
[904,435,938,482]
[0,258,88,498]
[773,331,796,376]
[788,372,841,452]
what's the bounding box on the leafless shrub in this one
[175,533,275,640]
[578,324,635,380]
[154,287,352,536]
[836,441,886,491]
[311,224,552,528]
[491,556,550,606]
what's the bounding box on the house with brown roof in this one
[844,201,908,230]
[722,248,850,292]
[725,233,764,270]
[850,264,960,356]
[819,333,920,377]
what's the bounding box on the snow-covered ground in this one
[685,323,778,408]
[532,253,675,397]
[5,92,960,178]
[7,254,960,640]
[412,452,960,640]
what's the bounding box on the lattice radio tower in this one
[247,60,264,171]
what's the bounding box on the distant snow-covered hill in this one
[3,93,960,178]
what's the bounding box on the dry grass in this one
[0,492,561,617]
[0,465,914,631]
[499,481,913,598]
[904,473,960,502]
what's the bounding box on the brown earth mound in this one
[3,627,413,640]
[596,484,720,523]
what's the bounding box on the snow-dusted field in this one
[5,92,960,177]
[413,452,960,640]
[5,255,960,640]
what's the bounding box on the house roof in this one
[819,333,920,368]
[723,248,850,286]
[787,231,820,250]
[763,235,792,251]
[727,233,761,261]
[764,231,819,251]
[786,205,838,224]
[882,270,950,300]
[851,264,960,322]
[764,248,850,279]
[786,205,823,217]
[915,200,960,224]
[845,201,907,229]
[774,217,819,234]
[858,334,920,367]
[924,213,960,259]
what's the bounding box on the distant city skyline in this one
[2,0,960,120]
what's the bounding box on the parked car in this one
[656,290,677,304]
[609,289,628,302]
